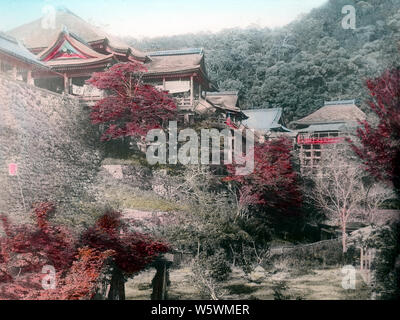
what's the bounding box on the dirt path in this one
[125,266,371,300]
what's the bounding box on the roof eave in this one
[47,55,115,69]
[0,48,49,71]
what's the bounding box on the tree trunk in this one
[342,220,347,253]
[107,267,125,300]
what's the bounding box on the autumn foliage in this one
[87,62,177,141]
[80,211,169,274]
[225,137,302,214]
[0,203,169,300]
[350,68,400,189]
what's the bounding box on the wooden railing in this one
[270,237,342,255]
[175,97,197,110]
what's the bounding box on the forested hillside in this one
[128,0,400,121]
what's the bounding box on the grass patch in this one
[122,196,184,212]
[102,156,185,175]
[102,156,149,167]
[103,187,186,212]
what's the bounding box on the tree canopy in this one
[88,62,177,141]
[351,68,400,193]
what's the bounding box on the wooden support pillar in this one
[184,114,190,124]
[199,84,202,99]
[27,70,33,85]
[12,65,17,80]
[190,75,194,105]
[63,73,69,94]
[161,263,167,300]
[163,77,166,90]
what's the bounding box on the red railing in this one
[297,135,345,145]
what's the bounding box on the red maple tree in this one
[350,68,400,191]
[225,137,302,215]
[87,62,177,141]
[80,211,169,275]
[0,203,169,300]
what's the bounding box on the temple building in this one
[242,108,288,132]
[34,28,119,95]
[239,108,293,143]
[8,8,148,95]
[7,7,246,126]
[0,32,56,84]
[290,100,366,172]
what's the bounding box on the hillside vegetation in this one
[128,0,400,121]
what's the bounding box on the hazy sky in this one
[0,0,328,38]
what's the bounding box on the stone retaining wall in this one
[0,76,102,219]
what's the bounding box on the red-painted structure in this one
[290,100,366,172]
[297,135,345,145]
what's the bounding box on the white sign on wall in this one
[8,163,18,176]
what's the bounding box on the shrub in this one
[191,252,230,300]
[272,281,303,300]
[195,250,232,282]
[265,239,344,272]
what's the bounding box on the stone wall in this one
[0,76,102,221]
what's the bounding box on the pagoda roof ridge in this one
[242,107,282,112]
[147,48,204,57]
[59,26,91,47]
[324,99,357,106]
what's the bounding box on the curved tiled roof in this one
[37,30,115,69]
[145,54,202,74]
[292,100,366,125]
[242,108,283,130]
[145,51,205,75]
[206,92,240,112]
[7,8,146,60]
[296,123,347,132]
[0,32,49,70]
